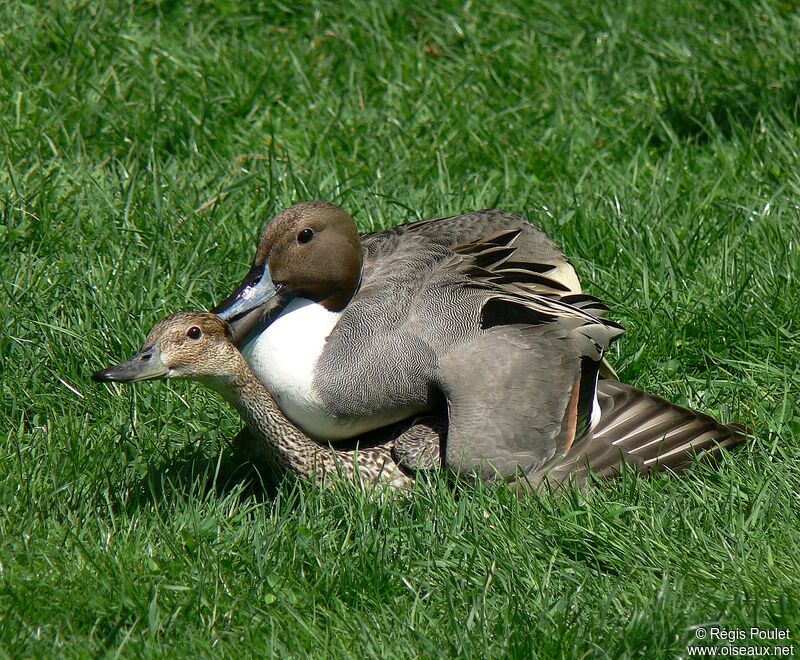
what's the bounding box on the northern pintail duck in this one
[92,312,743,490]
[211,202,745,480]
[92,312,438,489]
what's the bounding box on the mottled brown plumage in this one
[92,312,437,488]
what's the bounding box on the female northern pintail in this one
[211,202,745,480]
[92,313,430,488]
[92,312,743,490]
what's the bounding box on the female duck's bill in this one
[91,343,169,383]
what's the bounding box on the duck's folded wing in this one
[436,323,594,480]
[527,380,747,488]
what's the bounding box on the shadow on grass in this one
[119,429,284,515]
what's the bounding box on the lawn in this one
[2,0,799,656]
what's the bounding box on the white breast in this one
[240,298,347,439]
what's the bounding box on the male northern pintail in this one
[93,312,743,490]
[210,202,745,480]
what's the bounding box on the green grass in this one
[2,0,800,656]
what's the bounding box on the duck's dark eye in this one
[187,326,202,340]
[297,228,314,244]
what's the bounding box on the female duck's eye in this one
[297,228,314,244]
[187,327,202,340]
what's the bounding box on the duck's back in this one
[360,209,581,294]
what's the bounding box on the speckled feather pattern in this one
[224,369,420,489]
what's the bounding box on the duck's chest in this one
[240,298,347,438]
[240,296,434,440]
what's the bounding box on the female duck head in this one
[92,312,238,383]
[213,201,362,341]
